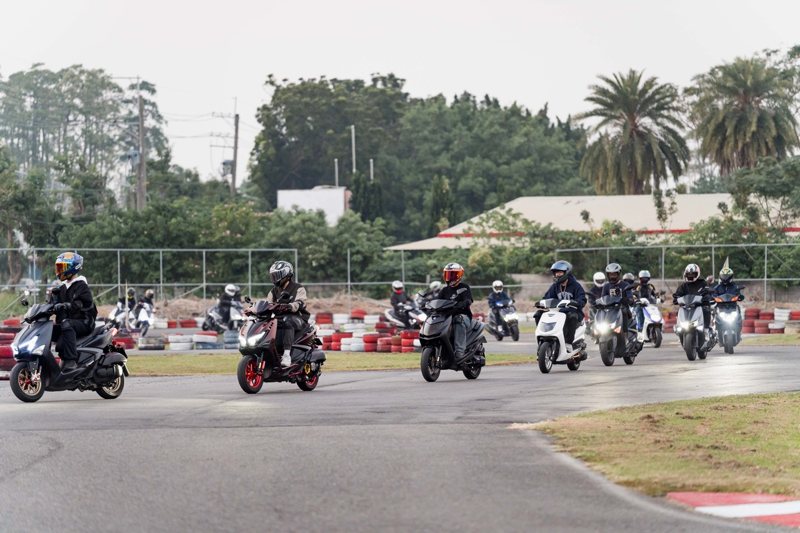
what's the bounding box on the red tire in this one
[391,335,402,346]
[401,338,415,347]
[741,326,755,334]
[0,345,12,357]
[754,327,770,334]
[391,345,402,353]
[401,346,416,353]
[364,343,378,352]
[331,342,341,351]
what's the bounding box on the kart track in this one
[1,343,796,532]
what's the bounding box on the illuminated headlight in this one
[595,322,612,333]
[679,320,698,330]
[504,313,518,321]
[418,312,428,322]
[247,331,266,347]
[238,335,247,347]
[719,312,737,323]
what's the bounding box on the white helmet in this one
[492,280,504,293]
[224,283,237,297]
[684,263,700,282]
[392,280,404,293]
[593,272,605,288]
[429,281,442,292]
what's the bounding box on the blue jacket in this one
[713,281,744,300]
[543,275,586,311]
[488,290,512,308]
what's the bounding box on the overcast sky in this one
[1,0,798,181]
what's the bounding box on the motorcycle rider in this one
[262,261,309,368]
[218,284,239,326]
[586,272,605,308]
[52,252,97,371]
[601,262,637,344]
[713,266,745,325]
[437,263,475,361]
[632,270,659,332]
[534,260,586,347]
[117,287,136,313]
[706,274,716,288]
[390,280,413,328]
[416,280,442,308]
[134,289,155,328]
[672,263,712,338]
[488,280,513,328]
[623,272,636,285]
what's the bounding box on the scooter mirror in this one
[244,296,252,304]
[20,298,29,307]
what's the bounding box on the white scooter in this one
[384,302,428,330]
[635,297,664,348]
[134,301,154,337]
[534,298,587,373]
[108,303,136,332]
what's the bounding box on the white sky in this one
[1,0,798,181]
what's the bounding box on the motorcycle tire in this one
[566,358,580,371]
[463,363,481,380]
[683,333,697,361]
[10,362,45,403]
[297,372,320,391]
[652,327,662,348]
[237,355,264,393]
[495,334,503,341]
[420,347,441,382]
[511,324,520,342]
[537,342,554,374]
[698,348,708,360]
[623,353,635,365]
[600,341,614,367]
[724,340,734,354]
[97,375,125,399]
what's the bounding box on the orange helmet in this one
[442,262,464,287]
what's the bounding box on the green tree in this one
[579,69,689,194]
[687,56,799,175]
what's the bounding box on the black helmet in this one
[550,260,572,282]
[269,261,294,286]
[719,267,733,283]
[126,287,136,299]
[605,262,622,283]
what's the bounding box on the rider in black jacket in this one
[534,260,586,346]
[601,262,636,343]
[437,263,473,361]
[263,261,309,368]
[52,252,97,371]
[673,263,711,333]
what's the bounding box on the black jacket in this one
[586,285,603,307]
[543,275,586,311]
[438,283,473,318]
[391,291,410,310]
[713,281,744,300]
[601,280,634,306]
[633,282,658,302]
[673,279,708,303]
[55,276,96,328]
[488,290,512,309]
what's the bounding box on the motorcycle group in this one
[6,250,745,403]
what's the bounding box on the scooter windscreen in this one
[595,295,622,308]
[12,320,54,360]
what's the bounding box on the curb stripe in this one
[696,501,800,518]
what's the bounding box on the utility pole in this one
[369,158,374,181]
[350,124,356,173]
[334,158,339,186]
[137,94,147,211]
[231,113,239,196]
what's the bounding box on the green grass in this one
[527,392,800,497]
[127,352,532,376]
[740,333,800,346]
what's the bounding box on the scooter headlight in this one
[238,335,247,347]
[247,331,266,347]
[595,322,612,333]
[504,313,518,321]
[539,322,556,332]
[719,312,737,323]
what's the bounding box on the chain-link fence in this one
[555,243,800,303]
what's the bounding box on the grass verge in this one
[127,352,532,376]
[740,333,800,346]
[527,392,800,496]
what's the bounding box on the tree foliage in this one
[579,69,689,195]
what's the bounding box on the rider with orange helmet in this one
[436,263,474,361]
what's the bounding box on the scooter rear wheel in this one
[463,364,481,380]
[10,362,45,403]
[297,372,319,391]
[511,324,520,342]
[652,327,662,348]
[97,375,125,399]
[566,359,580,371]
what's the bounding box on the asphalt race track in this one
[1,343,796,532]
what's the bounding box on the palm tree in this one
[687,57,799,175]
[579,69,689,194]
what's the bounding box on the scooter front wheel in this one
[10,362,45,403]
[683,333,697,361]
[537,342,554,374]
[510,323,520,342]
[652,327,663,348]
[599,341,615,366]
[237,355,264,393]
[420,347,441,382]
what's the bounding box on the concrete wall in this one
[277,186,350,225]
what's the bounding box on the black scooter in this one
[713,289,744,354]
[592,295,641,366]
[9,295,129,403]
[418,299,486,382]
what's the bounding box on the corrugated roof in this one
[388,194,733,251]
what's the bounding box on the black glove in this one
[54,302,72,312]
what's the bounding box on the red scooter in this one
[236,299,325,393]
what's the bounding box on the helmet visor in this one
[443,270,461,283]
[270,270,285,285]
[55,261,69,279]
[685,271,698,281]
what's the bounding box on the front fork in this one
[26,360,42,385]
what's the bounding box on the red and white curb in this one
[668,492,800,527]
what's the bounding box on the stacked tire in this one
[742,308,760,334]
[399,330,419,353]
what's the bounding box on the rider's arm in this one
[288,286,307,313]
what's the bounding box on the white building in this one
[277,186,351,225]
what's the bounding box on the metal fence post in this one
[606,248,610,266]
[117,250,121,298]
[32,247,37,305]
[248,249,253,298]
[401,250,405,283]
[347,248,352,314]
[711,244,716,279]
[661,246,665,288]
[159,250,164,301]
[294,248,299,283]
[202,250,207,300]
[764,245,768,303]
